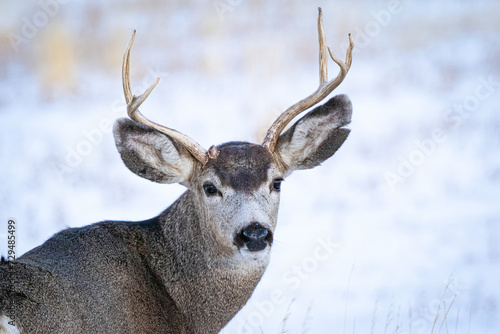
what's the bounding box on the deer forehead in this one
[203,141,278,192]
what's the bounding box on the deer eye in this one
[272,178,283,192]
[203,183,219,196]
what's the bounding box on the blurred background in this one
[1,0,499,333]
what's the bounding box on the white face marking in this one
[196,163,282,262]
[0,315,20,334]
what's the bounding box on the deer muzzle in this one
[234,222,273,252]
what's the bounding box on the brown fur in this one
[207,142,273,192]
[0,94,352,333]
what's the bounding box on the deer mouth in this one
[234,223,273,252]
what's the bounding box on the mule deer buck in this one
[0,8,353,334]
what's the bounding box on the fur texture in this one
[0,94,352,333]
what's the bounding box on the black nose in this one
[235,223,273,252]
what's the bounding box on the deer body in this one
[1,8,354,334]
[2,188,265,333]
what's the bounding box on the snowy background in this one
[1,0,499,333]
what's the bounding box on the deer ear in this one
[274,94,352,176]
[113,118,197,185]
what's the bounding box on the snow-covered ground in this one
[1,1,499,333]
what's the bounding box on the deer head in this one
[113,8,353,265]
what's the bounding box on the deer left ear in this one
[274,94,352,177]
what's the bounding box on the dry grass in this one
[279,298,295,333]
[269,274,471,334]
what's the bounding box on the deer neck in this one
[152,190,268,333]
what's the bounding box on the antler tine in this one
[318,8,328,85]
[262,8,354,153]
[122,31,213,165]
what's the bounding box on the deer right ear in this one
[273,94,352,177]
[113,118,197,185]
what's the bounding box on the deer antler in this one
[262,8,354,153]
[122,30,218,165]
